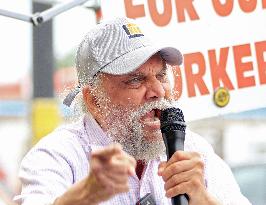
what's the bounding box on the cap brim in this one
[100,45,183,75]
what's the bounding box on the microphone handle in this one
[162,130,189,205]
[172,194,189,205]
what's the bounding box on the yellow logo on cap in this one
[122,23,144,38]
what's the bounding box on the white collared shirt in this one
[15,114,251,205]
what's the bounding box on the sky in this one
[0,0,96,84]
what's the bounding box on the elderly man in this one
[15,17,250,205]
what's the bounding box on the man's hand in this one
[54,144,136,205]
[158,151,220,205]
[88,143,136,203]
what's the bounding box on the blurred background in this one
[0,1,265,205]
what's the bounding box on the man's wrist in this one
[203,192,222,205]
[52,176,99,205]
[190,190,222,205]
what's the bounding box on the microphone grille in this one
[160,107,186,133]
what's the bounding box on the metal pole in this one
[0,8,32,22]
[0,0,92,26]
[32,0,89,25]
[32,1,54,98]
[31,1,62,144]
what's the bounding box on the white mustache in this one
[130,99,175,120]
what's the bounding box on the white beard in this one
[102,99,174,162]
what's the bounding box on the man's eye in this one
[124,77,144,87]
[126,77,142,84]
[157,72,167,81]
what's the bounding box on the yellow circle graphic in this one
[213,87,230,107]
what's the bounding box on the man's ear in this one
[82,85,98,113]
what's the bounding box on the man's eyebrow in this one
[127,72,145,77]
[159,66,167,72]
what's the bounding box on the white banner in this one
[101,0,266,121]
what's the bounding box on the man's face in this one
[89,54,174,161]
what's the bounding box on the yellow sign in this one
[31,98,61,145]
[213,87,230,107]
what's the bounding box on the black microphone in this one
[160,107,189,205]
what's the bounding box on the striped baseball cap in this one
[63,17,183,106]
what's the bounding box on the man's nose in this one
[145,78,166,100]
